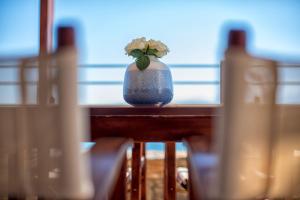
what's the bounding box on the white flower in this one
[155,50,167,58]
[125,37,147,55]
[125,37,169,58]
[147,39,169,58]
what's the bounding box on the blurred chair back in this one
[268,105,300,198]
[0,26,93,199]
[211,30,278,199]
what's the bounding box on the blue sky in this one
[1,0,300,64]
[54,0,300,64]
[0,0,300,105]
[0,0,39,56]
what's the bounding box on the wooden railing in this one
[89,106,218,200]
[90,105,300,200]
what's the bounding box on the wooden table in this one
[89,105,219,200]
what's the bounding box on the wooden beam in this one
[164,142,176,200]
[90,106,218,116]
[131,142,142,200]
[39,0,54,55]
[39,0,54,104]
[90,116,215,142]
[141,143,147,200]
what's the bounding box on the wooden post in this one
[131,142,142,200]
[39,0,54,105]
[39,0,54,55]
[164,142,176,200]
[187,157,196,200]
[141,143,147,200]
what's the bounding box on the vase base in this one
[123,88,173,107]
[128,103,166,107]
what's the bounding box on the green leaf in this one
[129,49,144,58]
[146,48,158,56]
[136,55,150,71]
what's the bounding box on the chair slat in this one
[184,136,211,200]
[91,138,132,200]
[110,156,128,200]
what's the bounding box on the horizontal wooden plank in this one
[89,105,219,116]
[90,116,216,142]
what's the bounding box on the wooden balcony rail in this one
[90,106,218,200]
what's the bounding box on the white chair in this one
[268,105,300,198]
[0,26,93,199]
[184,29,292,200]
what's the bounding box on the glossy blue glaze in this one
[123,60,173,106]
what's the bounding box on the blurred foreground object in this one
[268,99,300,197]
[185,29,300,200]
[212,29,278,199]
[0,26,94,198]
[218,29,300,199]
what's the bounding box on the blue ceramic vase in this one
[123,56,173,106]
